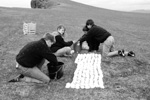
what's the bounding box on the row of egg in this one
[75,53,101,64]
[66,53,104,89]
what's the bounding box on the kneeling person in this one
[10,33,58,83]
[79,19,135,57]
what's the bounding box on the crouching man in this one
[9,33,58,84]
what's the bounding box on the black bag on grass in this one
[47,62,64,80]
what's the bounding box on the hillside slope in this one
[0,0,150,100]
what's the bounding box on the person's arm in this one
[78,34,86,41]
[79,26,96,44]
[56,35,73,46]
[78,26,89,44]
[41,48,58,66]
[79,27,94,44]
[85,26,95,39]
[78,34,87,45]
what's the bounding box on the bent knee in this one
[63,47,71,51]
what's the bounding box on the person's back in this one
[16,38,58,67]
[87,25,111,43]
[16,39,47,67]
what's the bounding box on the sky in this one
[0,0,31,8]
[0,0,150,11]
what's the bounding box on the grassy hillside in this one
[133,10,150,13]
[0,0,150,100]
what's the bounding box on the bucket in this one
[47,62,64,80]
[73,41,81,53]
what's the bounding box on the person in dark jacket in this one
[50,25,75,57]
[77,25,91,50]
[9,33,58,83]
[79,19,135,57]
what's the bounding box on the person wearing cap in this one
[79,19,135,57]
[76,26,90,50]
[9,33,58,83]
[50,25,75,57]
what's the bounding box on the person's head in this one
[86,19,94,29]
[57,25,66,37]
[43,33,55,47]
[82,26,88,34]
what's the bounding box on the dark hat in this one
[86,19,94,26]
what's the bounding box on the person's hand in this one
[77,41,80,45]
[73,40,77,44]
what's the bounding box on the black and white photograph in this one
[0,0,150,100]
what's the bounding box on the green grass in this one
[0,0,150,100]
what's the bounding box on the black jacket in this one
[80,25,111,43]
[16,39,58,68]
[50,35,73,53]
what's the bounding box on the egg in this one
[66,83,71,88]
[80,85,85,89]
[75,84,80,89]
[70,83,75,88]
